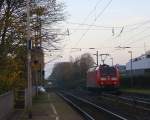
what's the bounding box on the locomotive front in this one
[98,65,120,89]
[86,65,120,91]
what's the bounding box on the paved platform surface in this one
[9,92,83,120]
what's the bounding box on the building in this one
[126,51,150,76]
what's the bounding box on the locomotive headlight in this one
[111,77,117,80]
[101,78,106,80]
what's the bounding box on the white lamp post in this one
[128,51,133,87]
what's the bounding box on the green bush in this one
[0,80,9,95]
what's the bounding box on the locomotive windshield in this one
[100,66,116,77]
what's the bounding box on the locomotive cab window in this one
[100,66,116,77]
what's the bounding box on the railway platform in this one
[9,91,83,120]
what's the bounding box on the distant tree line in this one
[48,53,95,89]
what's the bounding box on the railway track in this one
[101,92,150,111]
[59,89,150,120]
[57,91,128,120]
[120,92,150,103]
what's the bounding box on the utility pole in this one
[92,51,110,66]
[128,51,133,88]
[26,0,32,118]
[110,57,113,66]
[144,42,146,54]
[93,51,99,66]
[96,51,99,66]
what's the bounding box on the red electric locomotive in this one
[86,64,120,91]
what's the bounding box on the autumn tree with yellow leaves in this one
[0,0,65,94]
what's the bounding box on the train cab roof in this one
[87,64,116,73]
[101,64,108,66]
[99,64,110,69]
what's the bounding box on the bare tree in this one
[31,0,66,50]
[80,53,95,78]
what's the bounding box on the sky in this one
[45,0,150,77]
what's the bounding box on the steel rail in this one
[57,93,95,120]
[102,93,150,105]
[102,93,150,111]
[60,91,128,120]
